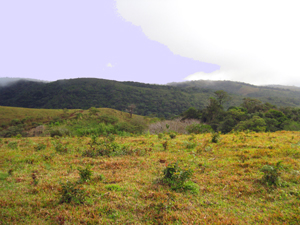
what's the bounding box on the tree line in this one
[181,90,300,133]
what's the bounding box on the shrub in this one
[211,132,220,143]
[185,141,197,149]
[50,128,70,137]
[34,143,46,151]
[82,149,97,158]
[89,135,98,146]
[0,126,25,138]
[99,114,119,125]
[161,162,194,192]
[10,119,21,126]
[59,181,86,204]
[162,141,168,151]
[186,123,213,134]
[234,116,267,132]
[54,142,68,154]
[169,132,176,139]
[260,161,283,187]
[78,166,92,183]
[89,107,99,116]
[115,122,136,133]
[106,133,115,143]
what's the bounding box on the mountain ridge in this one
[1,78,300,118]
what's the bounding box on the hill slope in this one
[1,78,300,118]
[169,80,300,107]
[0,78,214,118]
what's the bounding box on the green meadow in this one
[1,131,300,224]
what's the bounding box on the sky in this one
[0,0,299,86]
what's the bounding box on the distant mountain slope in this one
[0,78,215,118]
[1,78,300,118]
[169,80,300,108]
[263,84,300,92]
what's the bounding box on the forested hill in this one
[0,78,214,118]
[168,80,300,107]
[1,78,300,118]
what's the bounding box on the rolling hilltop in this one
[1,78,300,118]
[169,80,300,106]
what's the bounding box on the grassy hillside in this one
[2,78,300,119]
[0,106,151,138]
[0,106,76,124]
[0,131,299,224]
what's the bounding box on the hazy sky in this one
[1,0,299,86]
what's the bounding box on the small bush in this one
[78,166,92,183]
[185,141,197,149]
[50,128,70,137]
[169,132,176,139]
[95,174,105,182]
[211,132,220,143]
[106,133,115,143]
[99,115,119,125]
[115,122,136,133]
[34,143,46,151]
[161,162,194,192]
[260,161,283,187]
[162,141,168,151]
[59,181,86,204]
[186,124,213,134]
[54,142,68,154]
[82,149,97,158]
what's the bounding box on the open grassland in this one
[0,106,73,124]
[0,106,138,124]
[1,131,300,224]
[0,106,151,138]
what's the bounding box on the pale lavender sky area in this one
[0,0,218,84]
[1,0,299,86]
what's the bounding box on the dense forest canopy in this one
[1,78,300,119]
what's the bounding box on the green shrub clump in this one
[78,166,92,183]
[59,181,86,204]
[260,161,283,187]
[186,124,213,134]
[161,162,198,193]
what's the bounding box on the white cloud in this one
[116,0,300,86]
[107,63,114,68]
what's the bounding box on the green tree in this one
[241,98,265,114]
[214,90,231,106]
[234,116,267,132]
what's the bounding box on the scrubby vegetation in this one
[1,130,300,224]
[1,96,300,223]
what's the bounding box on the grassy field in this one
[0,106,140,124]
[0,106,153,138]
[1,131,300,224]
